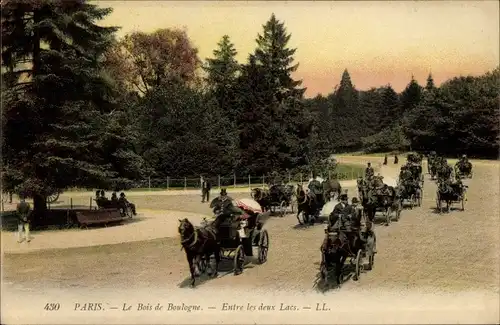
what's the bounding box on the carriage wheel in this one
[46,192,60,204]
[353,249,362,281]
[258,229,269,264]
[234,245,246,275]
[409,194,414,210]
[461,198,465,211]
[279,201,287,217]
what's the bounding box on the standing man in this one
[16,196,31,243]
[202,176,212,203]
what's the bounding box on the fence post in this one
[300,173,303,184]
[233,173,236,188]
[70,198,73,210]
[248,175,251,188]
[167,176,170,191]
[184,177,187,191]
[89,197,92,210]
[148,176,151,191]
[262,175,265,187]
[351,167,354,180]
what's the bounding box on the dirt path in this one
[3,159,499,293]
[2,157,499,324]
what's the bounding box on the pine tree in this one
[378,84,400,129]
[237,13,310,174]
[204,35,239,101]
[401,75,423,112]
[1,0,146,221]
[425,73,436,91]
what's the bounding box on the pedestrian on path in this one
[16,197,31,243]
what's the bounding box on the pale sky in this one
[97,1,499,98]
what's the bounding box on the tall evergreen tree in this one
[237,13,311,174]
[1,0,145,221]
[425,72,436,91]
[401,75,423,112]
[378,84,400,129]
[204,35,240,107]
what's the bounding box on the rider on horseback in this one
[365,162,374,179]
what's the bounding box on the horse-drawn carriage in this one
[436,181,468,213]
[319,219,375,286]
[455,160,473,179]
[191,198,270,280]
[398,179,422,209]
[251,184,296,217]
[357,177,400,226]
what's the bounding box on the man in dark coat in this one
[329,194,351,230]
[365,162,374,179]
[16,197,31,243]
[201,176,212,203]
[118,192,137,216]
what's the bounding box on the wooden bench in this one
[75,208,125,228]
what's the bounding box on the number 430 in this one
[44,303,60,311]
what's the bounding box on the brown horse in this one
[178,218,221,287]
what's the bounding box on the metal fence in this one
[134,168,365,191]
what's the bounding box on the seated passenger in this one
[118,192,137,216]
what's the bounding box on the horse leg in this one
[212,249,220,278]
[187,253,196,287]
[296,207,303,225]
[335,256,344,287]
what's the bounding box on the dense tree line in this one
[2,1,498,219]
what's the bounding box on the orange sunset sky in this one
[97,1,499,98]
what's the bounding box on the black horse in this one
[320,229,366,286]
[178,218,221,287]
[296,184,322,225]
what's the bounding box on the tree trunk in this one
[32,194,47,227]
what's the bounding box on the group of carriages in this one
[250,176,342,225]
[178,151,473,288]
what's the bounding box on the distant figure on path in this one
[16,197,31,243]
[394,155,399,164]
[383,155,388,165]
[202,177,212,203]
